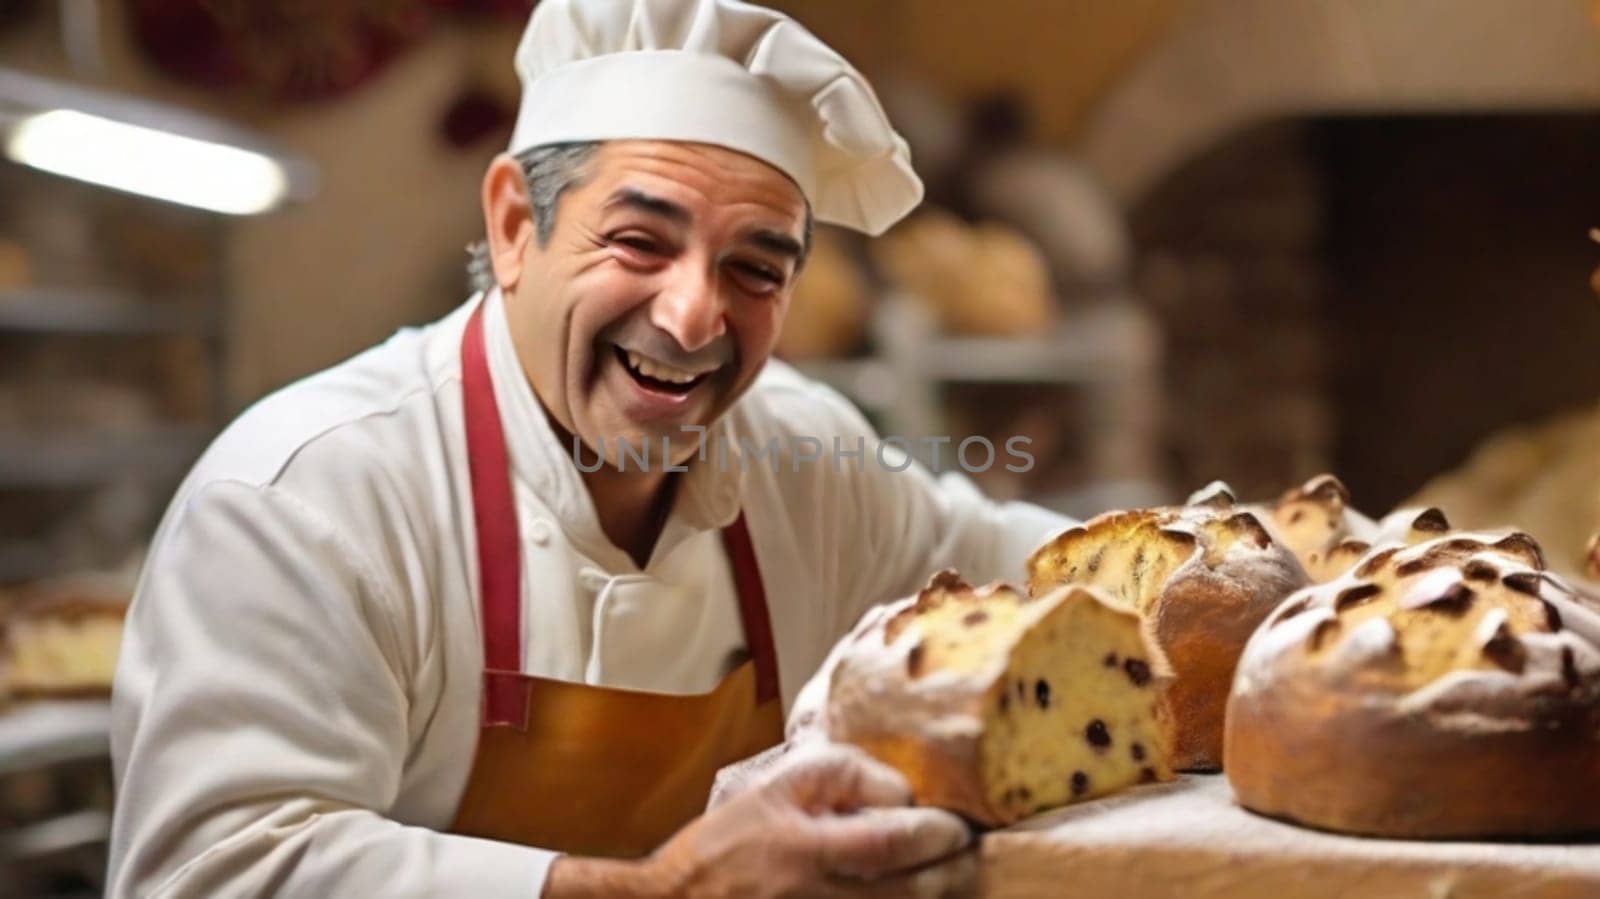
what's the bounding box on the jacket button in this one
[528,518,553,546]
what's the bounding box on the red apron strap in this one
[722,513,781,705]
[461,302,529,728]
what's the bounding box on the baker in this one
[107,0,1070,895]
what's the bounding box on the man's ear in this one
[481,154,535,292]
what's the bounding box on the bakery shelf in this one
[913,307,1158,385]
[0,426,210,487]
[800,295,1160,391]
[0,700,111,776]
[792,358,900,407]
[796,294,1166,507]
[0,288,216,336]
[0,808,112,861]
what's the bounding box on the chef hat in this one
[509,0,923,236]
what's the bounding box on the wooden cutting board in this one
[982,774,1600,898]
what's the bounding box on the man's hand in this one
[545,743,977,898]
[655,742,977,897]
[706,739,799,810]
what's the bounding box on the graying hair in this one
[466,140,814,294]
[467,142,600,293]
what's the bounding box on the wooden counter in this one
[982,774,1600,898]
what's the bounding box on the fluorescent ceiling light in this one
[5,108,291,215]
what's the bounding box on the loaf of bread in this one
[826,571,1174,827]
[1026,483,1307,771]
[869,209,1058,338]
[1226,532,1600,838]
[1253,475,1375,583]
[774,227,871,360]
[0,581,128,700]
[1254,473,1453,583]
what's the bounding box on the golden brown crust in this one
[1227,673,1600,839]
[844,715,997,826]
[1226,532,1600,838]
[830,574,1031,825]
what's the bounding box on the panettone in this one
[773,227,871,360]
[0,580,128,699]
[1254,473,1452,583]
[1226,532,1600,838]
[1026,482,1307,771]
[869,209,1057,338]
[825,571,1174,827]
[1253,474,1375,582]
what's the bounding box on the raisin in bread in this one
[1026,484,1306,771]
[1226,532,1600,838]
[825,571,1174,827]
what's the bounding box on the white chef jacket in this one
[107,288,1070,898]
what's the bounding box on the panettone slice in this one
[826,571,1174,827]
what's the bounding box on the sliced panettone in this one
[1227,532,1600,838]
[826,571,1174,827]
[1026,483,1307,771]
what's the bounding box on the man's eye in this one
[734,262,783,287]
[612,234,660,254]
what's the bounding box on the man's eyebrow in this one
[603,188,690,225]
[745,228,803,262]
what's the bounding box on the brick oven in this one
[1075,0,1600,511]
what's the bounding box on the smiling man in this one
[107,1,1069,897]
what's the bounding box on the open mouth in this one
[613,345,716,396]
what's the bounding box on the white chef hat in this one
[509,0,922,236]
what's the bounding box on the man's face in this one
[505,141,807,466]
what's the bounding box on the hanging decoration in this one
[127,0,534,104]
[438,84,514,149]
[426,0,538,18]
[128,0,430,102]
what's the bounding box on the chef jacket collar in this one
[480,288,746,568]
